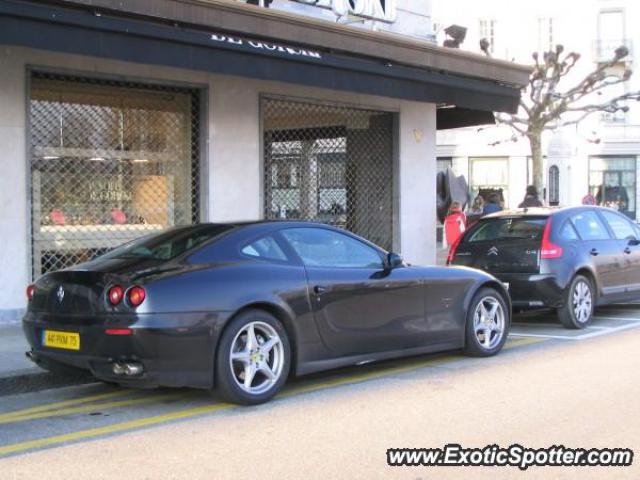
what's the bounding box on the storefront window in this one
[29,73,201,277]
[469,157,509,208]
[589,156,636,219]
[262,98,395,250]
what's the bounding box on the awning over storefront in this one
[0,0,523,126]
[436,107,496,130]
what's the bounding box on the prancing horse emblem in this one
[487,246,499,256]
[57,285,65,303]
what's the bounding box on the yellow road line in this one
[0,402,234,456]
[504,336,545,349]
[0,358,444,456]
[0,393,186,425]
[0,390,132,422]
[284,337,544,398]
[282,355,458,398]
[0,336,547,456]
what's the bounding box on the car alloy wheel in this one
[228,321,284,395]
[572,280,592,325]
[472,296,506,351]
[557,275,594,329]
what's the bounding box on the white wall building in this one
[0,0,528,323]
[434,0,640,218]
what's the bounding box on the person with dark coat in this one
[482,193,503,215]
[518,185,544,208]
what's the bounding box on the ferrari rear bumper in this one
[22,310,230,389]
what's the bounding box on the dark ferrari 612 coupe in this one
[24,222,510,404]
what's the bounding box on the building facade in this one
[434,0,640,219]
[0,0,528,323]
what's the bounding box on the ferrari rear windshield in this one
[99,225,235,261]
[465,217,547,243]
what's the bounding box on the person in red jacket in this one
[444,201,466,247]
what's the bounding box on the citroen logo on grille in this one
[56,286,65,303]
[487,246,499,256]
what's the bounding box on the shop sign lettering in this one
[292,0,397,23]
[210,34,323,59]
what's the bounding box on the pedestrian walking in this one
[482,192,503,215]
[444,201,466,247]
[582,191,596,205]
[470,194,484,214]
[518,185,544,208]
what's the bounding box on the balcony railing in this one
[593,38,633,63]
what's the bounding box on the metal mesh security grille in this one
[29,72,201,278]
[262,97,395,250]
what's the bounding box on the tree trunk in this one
[528,131,544,199]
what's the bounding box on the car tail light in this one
[105,328,133,336]
[541,218,563,259]
[446,235,463,265]
[127,286,146,307]
[108,285,125,305]
[26,284,35,301]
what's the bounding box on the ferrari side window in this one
[241,236,288,262]
[281,228,383,269]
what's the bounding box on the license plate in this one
[42,330,80,351]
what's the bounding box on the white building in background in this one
[268,0,434,39]
[434,0,640,219]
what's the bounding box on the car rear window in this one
[465,217,547,243]
[99,225,235,261]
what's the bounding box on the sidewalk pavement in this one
[0,323,92,395]
[0,323,39,379]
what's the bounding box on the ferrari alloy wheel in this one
[229,321,285,395]
[215,310,290,405]
[472,296,506,350]
[463,288,509,357]
[557,275,594,329]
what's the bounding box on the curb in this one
[0,308,25,326]
[0,369,93,397]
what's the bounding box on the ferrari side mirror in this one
[387,252,404,269]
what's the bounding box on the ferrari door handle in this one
[624,247,632,254]
[590,248,599,256]
[313,285,329,295]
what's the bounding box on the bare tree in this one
[496,44,640,193]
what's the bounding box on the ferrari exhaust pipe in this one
[25,350,39,364]
[112,361,144,376]
[124,363,143,376]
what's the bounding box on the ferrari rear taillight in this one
[108,285,125,305]
[105,328,133,336]
[540,218,563,259]
[127,286,146,307]
[26,284,35,302]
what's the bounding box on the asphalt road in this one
[1,306,640,480]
